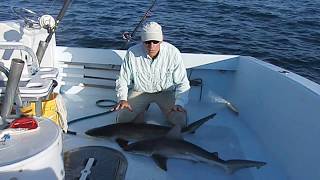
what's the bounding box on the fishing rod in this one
[36,0,72,65]
[122,0,157,49]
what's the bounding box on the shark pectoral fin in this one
[116,138,129,150]
[152,154,168,171]
[166,125,183,140]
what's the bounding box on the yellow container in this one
[20,93,60,125]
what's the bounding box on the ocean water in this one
[0,0,320,84]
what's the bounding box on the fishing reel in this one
[39,15,56,33]
[122,32,132,41]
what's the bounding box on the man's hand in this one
[171,105,186,112]
[112,100,133,112]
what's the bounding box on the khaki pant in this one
[117,90,187,127]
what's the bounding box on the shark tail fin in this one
[223,159,267,174]
[182,113,216,134]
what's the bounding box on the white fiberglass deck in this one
[62,87,285,180]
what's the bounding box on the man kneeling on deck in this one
[113,21,190,127]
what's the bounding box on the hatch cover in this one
[64,146,127,180]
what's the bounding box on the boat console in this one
[0,20,64,179]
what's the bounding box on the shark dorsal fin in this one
[165,125,183,139]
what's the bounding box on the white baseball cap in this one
[141,22,163,42]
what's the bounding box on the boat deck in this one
[62,87,286,180]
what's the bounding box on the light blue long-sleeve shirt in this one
[116,41,190,107]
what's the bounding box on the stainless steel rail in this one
[0,42,39,75]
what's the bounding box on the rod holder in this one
[0,58,25,127]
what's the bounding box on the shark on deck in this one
[85,113,216,141]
